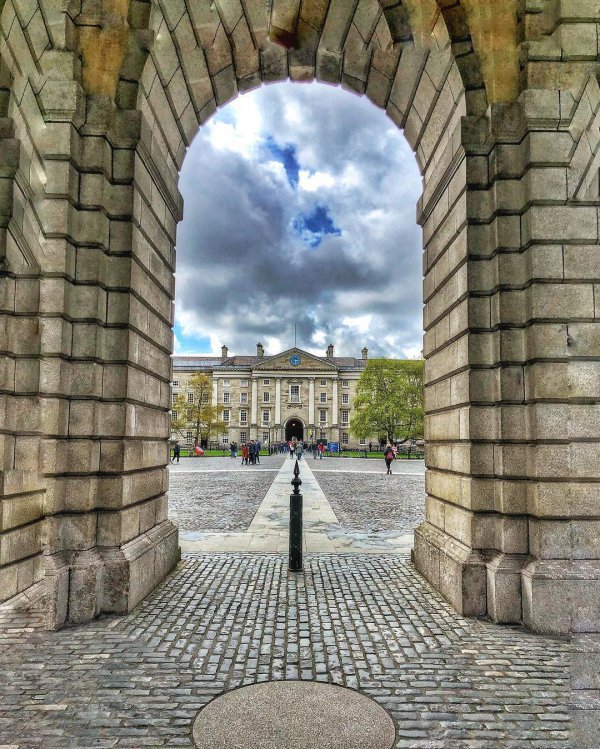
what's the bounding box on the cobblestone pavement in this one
[313,473,425,535]
[168,456,285,533]
[170,457,425,551]
[0,554,570,748]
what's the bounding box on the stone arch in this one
[0,0,598,637]
[284,417,305,443]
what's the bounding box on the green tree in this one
[350,359,424,444]
[171,373,227,446]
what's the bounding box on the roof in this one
[172,351,369,371]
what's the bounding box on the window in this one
[172,380,179,387]
[222,409,230,422]
[342,380,349,387]
[342,432,349,444]
[262,410,270,423]
[342,393,349,405]
[172,393,177,404]
[187,392,194,403]
[223,392,230,404]
[263,392,270,403]
[320,379,327,386]
[319,409,327,423]
[240,380,248,387]
[341,410,349,425]
[240,431,247,442]
[222,436,229,444]
[263,431,269,443]
[201,392,209,403]
[171,411,178,421]
[319,392,327,403]
[263,378,270,385]
[240,392,248,404]
[290,385,300,403]
[186,431,193,443]
[223,379,230,387]
[359,437,366,445]
[240,410,248,424]
[320,431,326,439]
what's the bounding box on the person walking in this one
[255,439,261,464]
[289,439,295,460]
[173,441,181,464]
[384,444,395,475]
[318,442,324,459]
[241,443,249,465]
[296,441,304,460]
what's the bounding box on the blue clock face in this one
[290,354,301,366]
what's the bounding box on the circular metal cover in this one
[192,680,395,749]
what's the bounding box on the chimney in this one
[257,342,264,357]
[361,347,368,360]
[221,345,228,358]
[326,343,334,358]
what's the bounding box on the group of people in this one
[238,440,261,465]
[287,439,326,460]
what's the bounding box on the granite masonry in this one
[0,0,598,645]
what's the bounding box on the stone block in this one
[68,551,102,624]
[0,561,18,603]
[522,559,600,634]
[531,282,594,320]
[486,553,525,623]
[0,520,41,565]
[523,205,598,244]
[414,522,487,617]
[97,505,141,546]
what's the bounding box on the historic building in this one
[171,344,379,449]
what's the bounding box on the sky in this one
[174,81,423,361]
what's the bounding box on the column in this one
[331,378,338,426]
[275,377,282,425]
[308,378,315,427]
[251,377,258,426]
[212,377,218,406]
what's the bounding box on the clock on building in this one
[289,354,301,366]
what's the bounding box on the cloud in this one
[175,82,423,360]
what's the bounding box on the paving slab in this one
[192,680,395,749]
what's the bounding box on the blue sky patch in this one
[265,136,300,188]
[174,323,212,354]
[292,204,342,248]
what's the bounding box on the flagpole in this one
[294,324,297,347]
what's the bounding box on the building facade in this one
[171,344,381,449]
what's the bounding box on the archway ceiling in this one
[77,0,519,109]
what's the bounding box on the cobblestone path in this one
[0,554,569,748]
[313,472,425,535]
[168,459,285,533]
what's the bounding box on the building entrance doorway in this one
[285,419,304,442]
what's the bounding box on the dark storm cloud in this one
[174,82,423,359]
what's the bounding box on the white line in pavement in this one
[169,469,279,473]
[312,469,424,476]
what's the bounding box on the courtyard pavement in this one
[0,456,575,748]
[172,456,424,554]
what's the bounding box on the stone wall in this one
[0,0,598,638]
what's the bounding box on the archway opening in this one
[285,419,304,442]
[167,80,426,558]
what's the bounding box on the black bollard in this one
[289,459,303,572]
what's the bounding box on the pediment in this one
[254,348,337,371]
